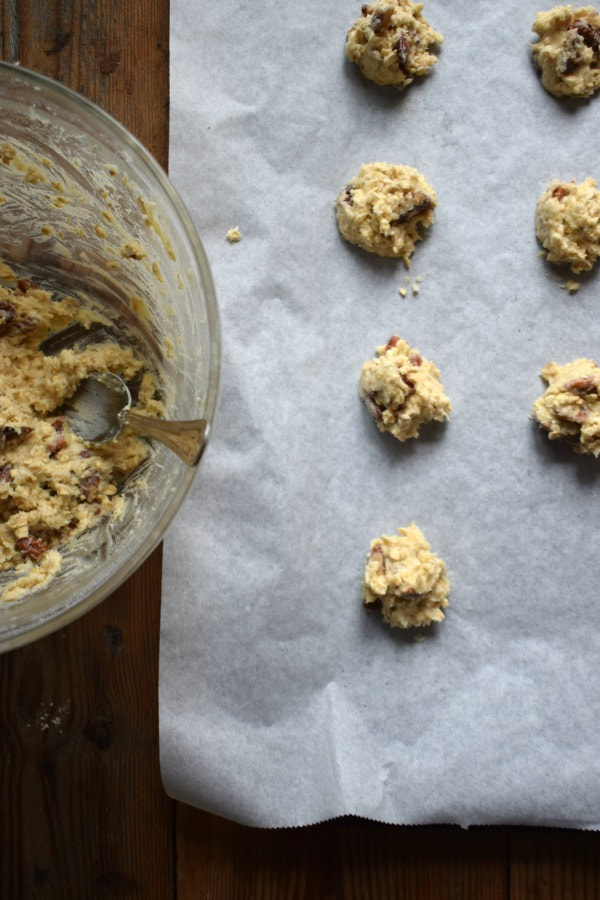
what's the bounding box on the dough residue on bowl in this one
[0,279,163,602]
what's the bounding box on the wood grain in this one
[511,829,600,900]
[177,806,508,900]
[2,3,600,899]
[0,2,172,897]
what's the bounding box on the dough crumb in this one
[359,335,450,441]
[536,178,600,273]
[336,162,436,264]
[531,6,600,98]
[399,286,408,297]
[362,523,450,628]
[121,240,147,260]
[533,357,600,455]
[346,0,443,89]
[562,278,582,292]
[226,227,241,243]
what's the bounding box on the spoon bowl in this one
[64,372,207,466]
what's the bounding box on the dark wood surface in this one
[1,2,600,897]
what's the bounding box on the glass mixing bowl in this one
[0,63,220,652]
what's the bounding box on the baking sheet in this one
[159,0,600,827]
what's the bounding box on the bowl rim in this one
[0,61,221,652]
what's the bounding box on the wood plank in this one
[510,829,600,900]
[0,2,173,897]
[177,805,508,900]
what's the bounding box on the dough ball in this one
[336,162,436,263]
[346,1,443,89]
[362,523,450,628]
[533,358,600,455]
[531,6,600,98]
[536,177,600,273]
[359,335,451,441]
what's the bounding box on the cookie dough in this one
[531,6,600,98]
[533,357,600,455]
[362,523,450,628]
[336,163,436,264]
[535,177,600,273]
[226,227,241,243]
[359,335,450,441]
[0,280,163,602]
[346,1,443,89]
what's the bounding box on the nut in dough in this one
[336,162,436,264]
[362,523,450,628]
[346,1,443,89]
[359,336,450,441]
[535,177,600,273]
[531,6,600,98]
[533,358,600,455]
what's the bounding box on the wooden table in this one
[1,2,600,896]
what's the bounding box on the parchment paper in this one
[159,0,600,827]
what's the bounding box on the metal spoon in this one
[63,372,207,466]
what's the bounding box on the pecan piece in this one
[79,449,92,458]
[571,18,600,54]
[5,315,39,335]
[556,404,588,424]
[16,536,48,561]
[392,192,433,225]
[0,301,15,328]
[395,33,411,74]
[17,278,38,293]
[370,543,387,572]
[361,4,373,15]
[343,184,354,205]
[563,375,597,394]
[365,393,384,422]
[370,6,394,32]
[0,465,12,484]
[552,185,567,200]
[80,470,101,501]
[385,335,400,350]
[47,433,67,456]
[1,425,33,444]
[409,351,422,366]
